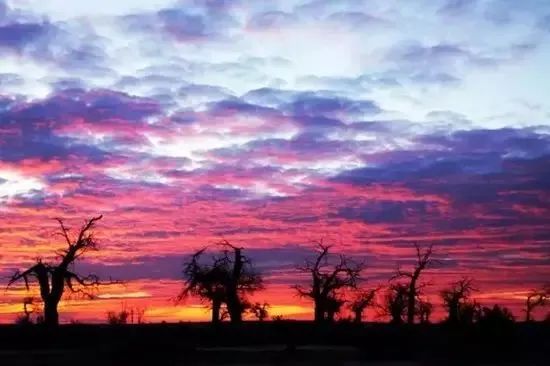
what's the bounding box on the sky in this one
[1,0,550,323]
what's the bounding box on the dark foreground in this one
[0,321,548,365]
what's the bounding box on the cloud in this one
[0,89,162,164]
[0,22,53,52]
[247,11,296,30]
[438,0,479,16]
[123,5,239,43]
[538,15,550,32]
[283,93,381,118]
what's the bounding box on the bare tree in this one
[524,286,549,321]
[178,248,227,323]
[249,302,270,321]
[349,287,379,323]
[133,307,147,324]
[441,277,477,324]
[416,298,433,324]
[221,241,263,322]
[294,241,363,323]
[384,283,409,324]
[7,215,113,326]
[391,243,435,324]
[178,241,263,323]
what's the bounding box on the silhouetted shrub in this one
[249,302,269,321]
[107,310,130,325]
[14,314,33,326]
[478,305,514,328]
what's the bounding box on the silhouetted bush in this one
[107,310,130,325]
[478,305,515,328]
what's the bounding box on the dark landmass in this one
[0,321,549,365]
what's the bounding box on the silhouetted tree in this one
[391,243,435,324]
[131,307,147,324]
[478,304,515,326]
[178,241,263,323]
[325,295,346,322]
[222,241,263,322]
[458,300,482,324]
[441,277,477,324]
[524,286,549,321]
[178,248,227,323]
[249,302,270,321]
[7,215,112,326]
[294,241,363,323]
[416,298,433,324]
[349,287,379,323]
[384,283,409,324]
[107,309,129,325]
[106,303,146,324]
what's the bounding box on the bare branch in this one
[55,218,73,247]
[75,215,103,249]
[65,271,121,299]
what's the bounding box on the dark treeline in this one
[6,215,550,327]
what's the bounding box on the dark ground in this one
[0,321,548,365]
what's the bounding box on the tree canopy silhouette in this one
[349,287,379,323]
[294,241,363,323]
[383,283,409,324]
[524,285,549,321]
[391,243,435,324]
[416,297,433,324]
[7,215,114,326]
[478,304,515,327]
[178,240,263,323]
[249,302,270,321]
[441,277,477,324]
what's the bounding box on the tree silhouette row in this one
[6,215,549,326]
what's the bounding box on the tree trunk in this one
[227,248,244,324]
[407,300,415,323]
[390,312,402,324]
[354,310,362,324]
[211,299,221,323]
[407,283,416,324]
[229,309,242,322]
[314,300,324,323]
[226,295,242,323]
[449,303,458,323]
[44,300,59,326]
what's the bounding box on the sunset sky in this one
[1,0,550,323]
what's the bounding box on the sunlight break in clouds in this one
[1,0,550,323]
